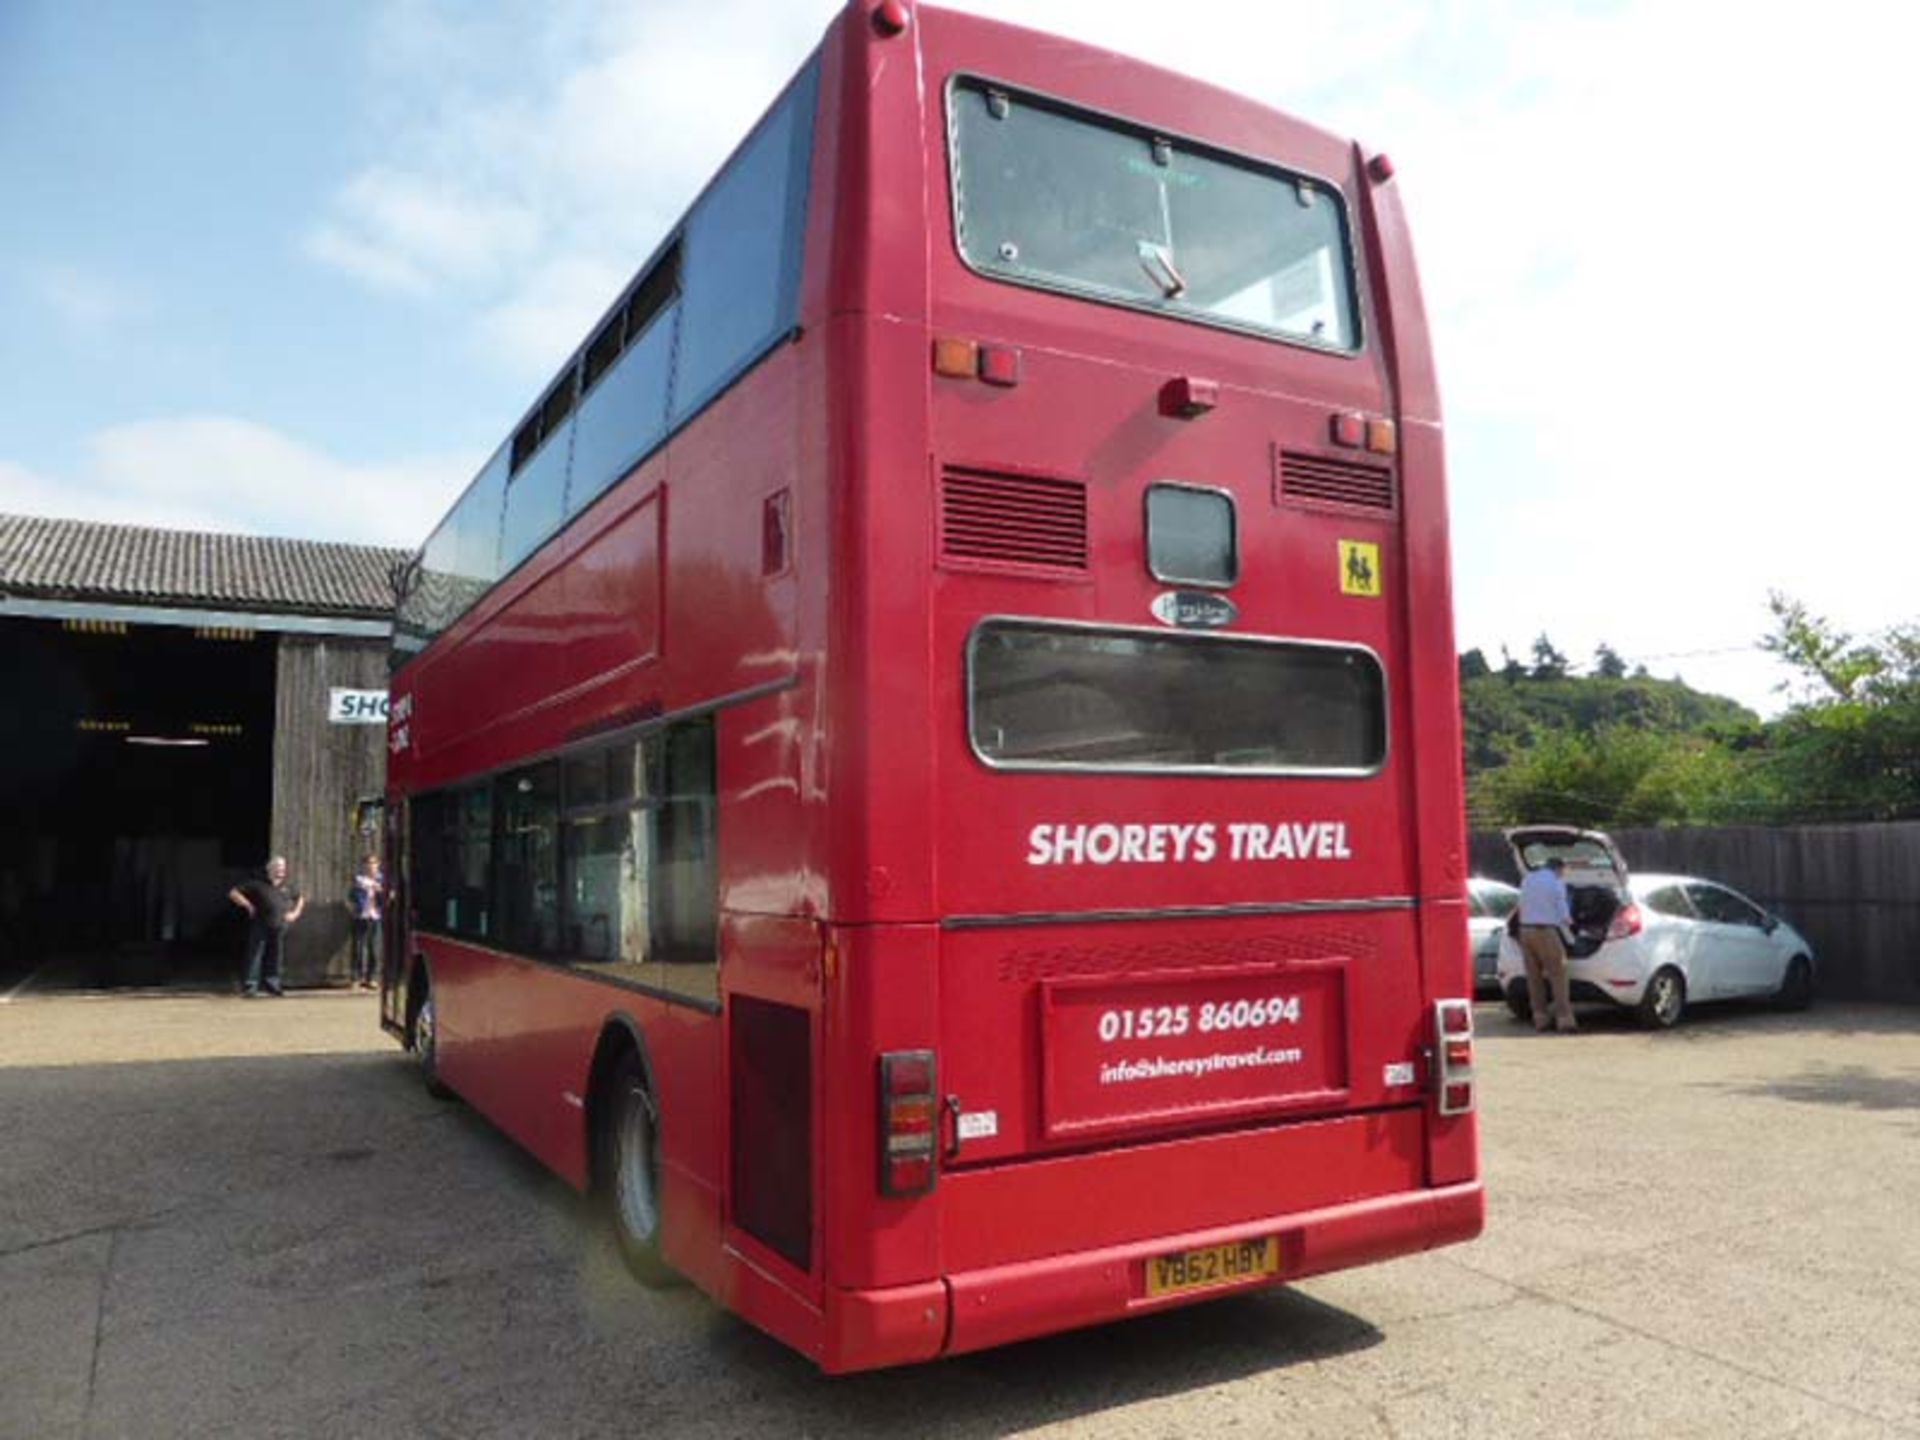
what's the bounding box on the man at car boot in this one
[1516,857,1578,1033]
[228,856,306,996]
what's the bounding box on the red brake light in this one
[978,345,1022,388]
[1608,902,1644,940]
[1159,375,1218,418]
[878,1050,939,1197]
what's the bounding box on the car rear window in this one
[1473,885,1518,919]
[1639,885,1693,918]
[968,620,1385,774]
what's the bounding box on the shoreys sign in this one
[328,689,390,725]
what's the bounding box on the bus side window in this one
[562,722,716,1006]
[652,718,718,1003]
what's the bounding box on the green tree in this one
[1762,592,1885,702]
[1529,633,1570,681]
[1756,594,1920,820]
[1592,642,1629,680]
[1474,727,1752,829]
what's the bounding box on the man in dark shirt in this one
[228,856,306,996]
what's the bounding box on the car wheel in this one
[1637,967,1686,1030]
[1504,981,1533,1024]
[411,969,454,1100]
[1775,955,1815,1011]
[601,1052,678,1288]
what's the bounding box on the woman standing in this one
[349,854,386,991]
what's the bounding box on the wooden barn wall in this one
[1470,823,1920,1003]
[271,635,388,985]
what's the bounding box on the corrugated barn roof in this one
[0,513,404,618]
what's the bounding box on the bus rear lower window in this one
[949,79,1359,350]
[969,622,1384,774]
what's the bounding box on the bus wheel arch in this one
[408,956,454,1099]
[588,1016,679,1287]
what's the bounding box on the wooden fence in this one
[1468,822,1920,1003]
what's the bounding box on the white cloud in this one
[305,166,542,296]
[0,419,473,550]
[305,0,829,380]
[37,265,143,334]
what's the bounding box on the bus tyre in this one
[1503,982,1533,1025]
[412,974,454,1100]
[1776,956,1815,1012]
[1637,968,1686,1030]
[603,1053,678,1288]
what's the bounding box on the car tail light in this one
[878,1050,938,1196]
[1434,999,1474,1116]
[1607,902,1644,940]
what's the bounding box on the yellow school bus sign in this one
[1339,540,1382,597]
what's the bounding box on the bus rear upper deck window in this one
[949,80,1359,350]
[969,621,1384,773]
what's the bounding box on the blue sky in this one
[3,0,1915,715]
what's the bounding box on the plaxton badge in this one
[1150,590,1237,628]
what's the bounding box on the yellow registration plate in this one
[1145,1236,1279,1298]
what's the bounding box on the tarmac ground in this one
[3,988,1917,1439]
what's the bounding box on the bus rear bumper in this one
[821,1181,1483,1372]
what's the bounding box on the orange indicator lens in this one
[932,337,979,378]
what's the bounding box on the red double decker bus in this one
[382,0,1480,1373]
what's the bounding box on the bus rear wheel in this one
[602,1052,678,1288]
[411,969,454,1100]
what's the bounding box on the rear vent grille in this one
[1277,451,1396,511]
[941,466,1088,572]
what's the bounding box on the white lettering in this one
[1085,824,1121,865]
[1027,824,1054,866]
[1020,820,1344,865]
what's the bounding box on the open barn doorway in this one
[0,617,277,993]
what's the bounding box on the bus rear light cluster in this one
[878,1050,939,1196]
[1607,902,1645,940]
[932,337,1021,387]
[1329,412,1397,456]
[1434,999,1475,1116]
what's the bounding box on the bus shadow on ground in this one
[1722,1064,1920,1115]
[772,1288,1383,1433]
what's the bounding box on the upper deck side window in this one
[390,53,821,676]
[948,78,1360,353]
